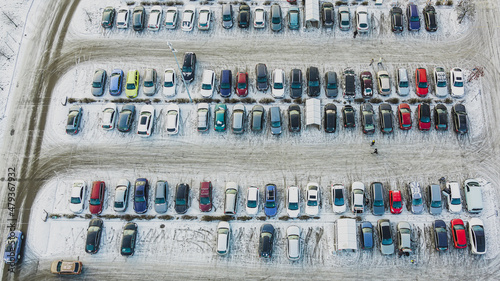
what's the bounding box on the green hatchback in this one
[214,104,227,132]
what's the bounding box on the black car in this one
[132,6,146,31]
[360,103,375,134]
[182,52,196,83]
[259,224,275,258]
[121,222,138,256]
[288,104,301,132]
[322,2,334,27]
[433,220,448,251]
[238,4,251,28]
[290,69,303,99]
[101,6,116,28]
[306,67,320,97]
[342,105,355,128]
[117,104,136,132]
[452,104,467,134]
[324,103,337,133]
[325,71,338,98]
[85,218,103,254]
[378,103,394,133]
[175,183,190,214]
[256,63,269,92]
[390,7,403,33]
[434,104,448,130]
[423,5,437,32]
[343,68,355,97]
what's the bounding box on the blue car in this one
[264,184,277,217]
[288,7,300,30]
[220,70,232,97]
[406,4,420,31]
[3,230,23,264]
[360,221,374,249]
[133,178,149,214]
[109,69,124,96]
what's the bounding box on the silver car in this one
[286,225,300,261]
[91,69,107,97]
[143,68,157,96]
[378,219,394,255]
[216,221,230,255]
[154,180,168,213]
[338,6,350,31]
[114,179,130,212]
[231,104,245,134]
[409,182,423,214]
[197,103,210,132]
[224,182,238,215]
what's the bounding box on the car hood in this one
[271,125,281,135]
[290,87,302,99]
[69,202,84,213]
[155,203,167,213]
[380,243,394,255]
[412,204,423,214]
[134,201,147,213]
[398,86,410,96]
[91,87,103,96]
[163,85,176,97]
[326,88,338,97]
[264,206,277,216]
[175,204,188,214]
[435,85,448,97]
[409,21,420,30]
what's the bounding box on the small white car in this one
[468,218,486,255]
[166,104,179,135]
[148,5,162,31]
[356,6,369,33]
[286,225,300,261]
[164,7,178,29]
[351,182,365,214]
[397,68,410,96]
[197,103,210,132]
[305,183,320,216]
[331,184,346,214]
[224,182,238,215]
[246,186,259,215]
[116,7,129,29]
[114,179,130,212]
[286,186,300,218]
[163,68,177,97]
[446,181,462,213]
[433,67,448,97]
[181,5,196,31]
[377,70,391,95]
[200,70,216,98]
[216,221,230,255]
[464,179,483,214]
[69,180,87,213]
[102,103,117,130]
[450,67,465,98]
[271,69,285,98]
[137,105,155,137]
[198,7,211,30]
[254,7,266,29]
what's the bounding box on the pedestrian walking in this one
[371,140,375,146]
[372,148,378,154]
[369,58,374,66]
[353,30,358,38]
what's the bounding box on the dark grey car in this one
[222,4,233,28]
[269,106,282,135]
[270,4,282,31]
[66,106,82,135]
[132,6,146,31]
[325,71,338,98]
[256,63,269,91]
[175,183,190,214]
[182,52,196,83]
[117,104,135,132]
[361,103,375,134]
[259,224,275,258]
[290,69,303,99]
[371,182,385,216]
[154,180,168,213]
[378,103,393,133]
[101,6,116,28]
[251,105,265,132]
[85,218,103,254]
[91,69,107,97]
[307,67,320,97]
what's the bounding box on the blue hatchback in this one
[109,69,124,96]
[133,178,149,214]
[220,70,232,97]
[3,230,23,264]
[406,4,421,31]
[360,221,374,249]
[264,184,278,217]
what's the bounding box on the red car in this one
[389,190,403,214]
[236,72,249,97]
[417,103,431,131]
[89,181,106,215]
[415,68,429,97]
[397,103,412,130]
[199,181,213,212]
[451,219,467,249]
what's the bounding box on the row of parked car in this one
[100,3,439,33]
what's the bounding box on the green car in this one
[214,104,227,132]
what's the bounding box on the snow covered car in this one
[3,230,24,264]
[102,103,117,130]
[355,6,369,33]
[351,182,364,213]
[181,6,196,31]
[198,7,211,30]
[305,183,320,216]
[116,7,129,29]
[397,68,410,96]
[254,7,266,29]
[397,221,412,255]
[246,186,259,215]
[231,104,245,134]
[214,104,227,132]
[120,222,138,256]
[50,260,83,275]
[434,67,448,97]
[409,182,423,214]
[271,69,285,98]
[109,69,123,96]
[286,226,300,260]
[163,68,177,97]
[445,181,462,213]
[224,182,238,215]
[450,67,465,98]
[91,69,107,97]
[378,219,394,255]
[136,105,155,137]
[360,103,375,134]
[114,179,130,212]
[69,180,87,213]
[468,218,486,255]
[154,180,168,214]
[117,104,135,133]
[143,68,157,96]
[216,221,230,255]
[85,218,103,254]
[331,184,346,214]
[147,5,162,31]
[197,103,210,132]
[164,7,178,29]
[200,70,216,98]
[286,186,300,218]
[166,104,179,135]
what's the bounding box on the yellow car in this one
[125,70,139,98]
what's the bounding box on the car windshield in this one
[272,121,280,127]
[5,240,17,252]
[155,198,166,204]
[289,202,298,210]
[266,201,276,208]
[453,224,465,231]
[71,197,81,204]
[257,77,267,83]
[360,23,367,28]
[90,198,100,205]
[164,81,173,87]
[86,244,95,252]
[200,197,211,205]
[144,81,154,87]
[218,227,229,235]
[431,201,442,208]
[291,83,301,89]
[126,83,136,90]
[238,83,247,89]
[168,110,177,116]
[342,20,349,26]
[382,234,392,245]
[399,81,408,87]
[437,81,446,87]
[139,115,149,125]
[334,195,344,206]
[223,14,231,21]
[373,199,383,207]
[272,17,280,24]
[421,116,431,123]
[454,81,464,87]
[122,247,132,254]
[182,66,192,73]
[247,200,257,208]
[472,225,484,235]
[202,84,212,90]
[226,189,237,195]
[327,83,337,89]
[412,198,422,206]
[451,197,461,205]
[392,200,401,208]
[114,201,124,208]
[411,16,419,22]
[435,227,446,234]
[418,82,428,88]
[307,199,317,206]
[221,83,230,89]
[362,227,373,234]
[135,196,145,202]
[274,83,283,89]
[92,82,102,88]
[176,198,186,205]
[400,228,410,234]
[309,81,319,87]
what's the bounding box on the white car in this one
[166,104,179,135]
[102,103,117,130]
[331,184,346,214]
[163,68,177,97]
[224,182,238,215]
[254,7,266,29]
[468,218,486,255]
[114,179,130,212]
[286,225,300,261]
[116,7,129,29]
[69,180,87,213]
[164,7,178,29]
[137,105,155,137]
[148,5,162,31]
[377,70,391,95]
[271,69,285,98]
[446,181,462,213]
[216,221,230,255]
[305,183,320,216]
[197,103,210,132]
[181,5,196,31]
[198,7,211,30]
[246,186,259,215]
[464,179,483,214]
[338,6,350,31]
[200,70,216,98]
[356,6,369,33]
[286,186,300,218]
[450,67,465,98]
[434,67,448,97]
[351,182,365,214]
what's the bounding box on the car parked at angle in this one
[428,184,443,215]
[143,68,157,96]
[3,230,23,264]
[69,180,87,214]
[433,219,448,251]
[360,221,374,250]
[305,183,320,216]
[166,104,179,135]
[236,72,249,97]
[360,71,373,98]
[197,103,210,132]
[434,104,448,131]
[102,103,117,130]
[360,103,375,134]
[417,103,431,131]
[132,5,146,31]
[164,7,178,29]
[286,226,300,260]
[254,7,266,29]
[220,70,232,97]
[288,104,301,132]
[397,222,412,256]
[351,182,364,214]
[89,181,106,215]
[450,67,465,98]
[324,103,337,133]
[109,69,123,96]
[307,67,320,97]
[389,190,403,214]
[390,7,403,32]
[378,219,394,255]
[199,181,213,212]
[222,3,233,29]
[378,103,393,134]
[290,69,303,98]
[116,7,129,29]
[331,184,346,214]
[117,104,135,132]
[464,179,483,213]
[272,69,285,98]
[224,182,239,215]
[238,4,251,28]
[342,105,355,128]
[452,104,467,134]
[343,68,356,97]
[415,68,429,97]
[85,218,103,254]
[154,180,168,213]
[259,224,275,258]
[451,218,467,249]
[269,106,282,135]
[125,70,139,98]
[356,6,369,33]
[216,221,231,255]
[255,63,268,91]
[322,2,334,28]
[445,181,462,213]
[91,69,106,97]
[163,68,177,97]
[377,70,391,95]
[175,183,190,214]
[214,103,227,132]
[468,218,486,254]
[251,105,265,132]
[50,260,83,275]
[114,179,130,212]
[231,104,246,134]
[338,6,350,31]
[246,186,259,215]
[133,178,149,214]
[325,71,338,98]
[102,6,115,28]
[270,4,282,31]
[423,5,437,32]
[265,184,278,217]
[407,4,420,31]
[182,52,196,82]
[287,186,300,218]
[409,182,423,214]
[397,103,412,130]
[198,7,211,30]
[182,6,196,31]
[397,68,410,96]
[433,67,448,97]
[136,105,155,137]
[121,222,138,256]
[371,182,385,215]
[288,7,300,30]
[147,6,162,31]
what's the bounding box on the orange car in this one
[50,260,83,275]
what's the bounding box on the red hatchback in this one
[236,72,249,97]
[415,68,429,97]
[417,103,431,131]
[389,190,403,214]
[89,181,106,215]
[199,181,213,212]
[397,103,412,130]
[451,219,467,249]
